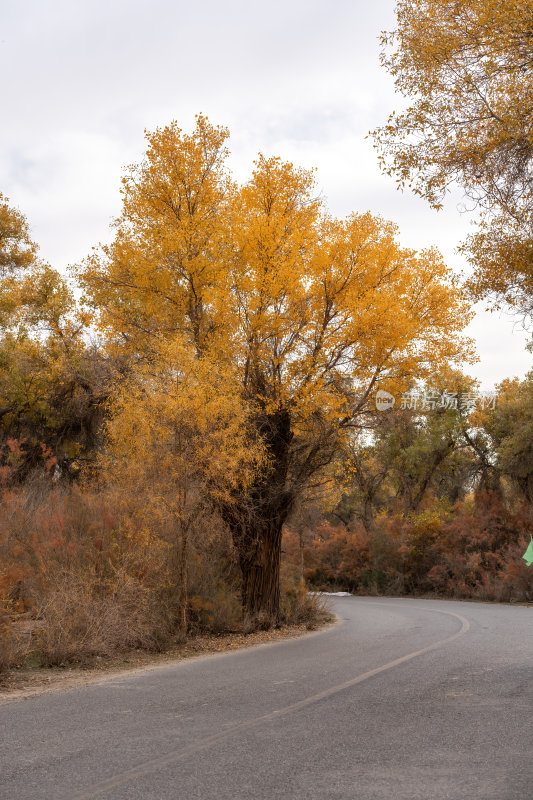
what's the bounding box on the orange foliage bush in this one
[0,482,239,668]
[0,478,329,672]
[285,523,371,591]
[425,493,533,601]
[0,482,175,666]
[283,493,533,602]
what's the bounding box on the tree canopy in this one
[373,0,533,315]
[78,116,474,625]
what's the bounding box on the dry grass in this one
[35,571,174,667]
[0,616,337,699]
[280,578,331,629]
[0,615,30,673]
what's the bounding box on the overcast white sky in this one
[1,0,530,388]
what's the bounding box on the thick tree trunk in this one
[240,517,283,629]
[224,408,293,630]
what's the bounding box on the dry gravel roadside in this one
[0,616,335,704]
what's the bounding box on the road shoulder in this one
[0,614,338,704]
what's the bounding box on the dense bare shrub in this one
[36,570,169,666]
[279,578,329,629]
[0,482,184,665]
[0,613,29,672]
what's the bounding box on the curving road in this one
[1,597,533,800]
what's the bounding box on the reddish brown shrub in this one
[283,493,533,602]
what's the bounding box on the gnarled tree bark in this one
[224,408,294,629]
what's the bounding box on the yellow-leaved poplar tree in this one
[80,115,232,355]
[0,192,73,335]
[372,0,533,315]
[78,116,475,627]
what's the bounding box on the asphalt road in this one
[1,597,533,800]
